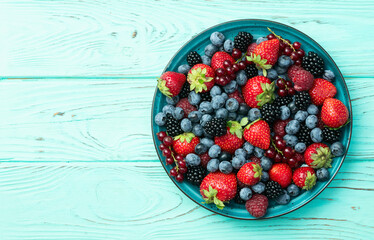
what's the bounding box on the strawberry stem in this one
[267,27,296,52]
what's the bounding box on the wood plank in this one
[0,162,373,240]
[0,0,374,77]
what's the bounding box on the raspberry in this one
[287,65,304,80]
[199,152,211,168]
[245,194,268,218]
[291,69,314,92]
[176,98,197,117]
[247,43,257,55]
[249,156,261,165]
[228,90,245,104]
[273,119,291,137]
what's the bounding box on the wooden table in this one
[1,0,373,239]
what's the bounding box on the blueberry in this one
[207,158,219,172]
[173,107,184,120]
[236,70,248,86]
[219,46,224,52]
[278,74,289,80]
[215,108,229,120]
[275,190,291,205]
[192,124,204,137]
[221,92,228,101]
[294,142,307,153]
[240,187,252,201]
[310,128,323,143]
[201,55,211,66]
[188,91,201,106]
[199,101,213,114]
[278,55,292,68]
[200,114,212,127]
[223,80,238,94]
[260,156,272,171]
[323,70,335,82]
[212,95,226,110]
[181,118,192,132]
[280,105,291,120]
[225,98,239,112]
[305,115,318,129]
[288,102,298,114]
[238,103,250,116]
[162,105,175,115]
[316,168,329,181]
[284,134,298,147]
[258,69,264,76]
[252,182,265,194]
[256,36,268,45]
[228,112,237,121]
[307,104,319,115]
[236,114,245,124]
[286,120,300,135]
[287,184,300,197]
[248,108,262,121]
[235,148,247,158]
[223,39,234,53]
[195,143,208,155]
[331,142,344,157]
[208,144,221,158]
[166,96,179,105]
[243,142,254,155]
[274,64,287,74]
[210,86,222,97]
[155,112,166,126]
[295,110,308,122]
[185,153,201,166]
[261,171,269,182]
[219,161,233,174]
[218,151,232,162]
[177,64,191,75]
[267,69,278,80]
[210,31,225,47]
[232,156,246,169]
[254,147,264,158]
[200,138,214,148]
[188,111,202,123]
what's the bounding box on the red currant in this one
[245,57,252,65]
[232,64,240,73]
[178,167,187,174]
[287,157,298,168]
[294,59,302,66]
[176,173,184,182]
[279,41,286,50]
[276,78,286,89]
[238,61,246,70]
[175,155,183,161]
[297,49,305,58]
[294,153,304,163]
[178,160,186,168]
[274,135,282,141]
[232,48,242,59]
[284,47,292,56]
[293,42,301,50]
[283,147,295,158]
[274,153,283,163]
[159,143,167,151]
[267,34,275,40]
[223,60,232,68]
[162,148,172,157]
[157,131,167,141]
[277,89,287,97]
[285,81,292,88]
[229,73,236,80]
[166,157,174,165]
[275,140,286,150]
[265,148,276,159]
[290,52,299,61]
[170,167,177,177]
[285,39,291,44]
[216,68,225,77]
[282,155,288,163]
[163,136,173,147]
[288,88,296,96]
[226,67,233,75]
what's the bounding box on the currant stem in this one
[267,27,296,52]
[235,51,248,64]
[169,146,179,171]
[271,139,284,155]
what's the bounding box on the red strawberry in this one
[245,194,268,218]
[157,71,186,97]
[291,69,314,91]
[187,64,215,93]
[309,78,337,105]
[249,156,261,165]
[172,133,200,157]
[293,167,317,190]
[247,39,280,76]
[176,98,197,117]
[215,121,244,154]
[199,152,211,168]
[237,162,263,186]
[211,51,235,71]
[200,172,237,209]
[304,143,332,169]
[321,98,349,128]
[243,119,271,149]
[228,90,245,104]
[287,65,304,80]
[273,119,291,137]
[242,76,275,108]
[246,43,258,56]
[269,163,292,188]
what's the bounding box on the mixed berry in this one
[155,28,349,218]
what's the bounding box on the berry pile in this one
[155,28,349,218]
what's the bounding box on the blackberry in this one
[203,117,226,137]
[322,128,341,143]
[165,114,183,137]
[234,187,245,204]
[302,51,324,77]
[186,165,206,185]
[297,124,312,145]
[273,95,293,107]
[264,181,283,199]
[200,91,212,102]
[179,82,191,98]
[187,51,202,67]
[244,64,258,78]
[234,32,253,52]
[260,103,280,125]
[294,91,311,111]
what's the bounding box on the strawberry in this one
[304,143,333,169]
[199,152,211,168]
[293,167,317,190]
[211,51,235,71]
[309,78,337,106]
[214,121,244,154]
[228,90,245,104]
[269,163,292,188]
[246,39,280,76]
[246,43,258,56]
[287,65,304,80]
[237,162,263,186]
[157,71,186,98]
[321,98,349,128]
[242,118,271,149]
[242,76,275,108]
[200,172,237,210]
[176,98,197,117]
[245,194,268,218]
[273,119,291,137]
[187,64,215,93]
[290,69,314,91]
[172,133,200,157]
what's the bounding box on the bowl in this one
[151,19,352,219]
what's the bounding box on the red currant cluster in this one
[267,33,305,66]
[157,131,187,182]
[265,135,304,169]
[276,78,296,97]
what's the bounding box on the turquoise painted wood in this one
[0,0,373,239]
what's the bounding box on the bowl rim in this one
[151,19,353,220]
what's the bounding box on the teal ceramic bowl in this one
[151,19,352,219]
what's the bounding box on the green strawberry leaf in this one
[303,171,317,190]
[240,117,249,127]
